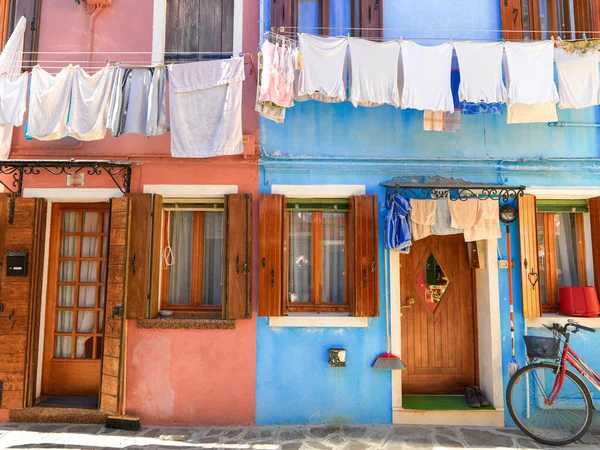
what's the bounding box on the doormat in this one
[403,395,496,411]
[36,396,99,410]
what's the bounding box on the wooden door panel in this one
[400,234,477,395]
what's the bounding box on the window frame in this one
[159,198,225,317]
[284,198,350,313]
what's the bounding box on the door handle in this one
[401,297,415,308]
[271,269,275,288]
[236,254,240,274]
[131,252,136,276]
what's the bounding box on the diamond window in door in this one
[54,210,108,360]
[415,252,450,315]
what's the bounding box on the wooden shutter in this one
[148,194,163,319]
[7,0,41,65]
[592,1,600,38]
[353,0,383,39]
[0,197,46,409]
[223,194,252,319]
[349,195,379,317]
[518,194,542,319]
[500,0,524,40]
[100,197,130,415]
[588,198,600,300]
[270,0,294,32]
[258,194,285,316]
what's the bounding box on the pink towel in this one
[449,198,500,242]
[411,199,436,241]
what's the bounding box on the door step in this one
[403,395,495,411]
[9,407,107,424]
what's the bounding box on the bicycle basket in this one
[524,335,560,359]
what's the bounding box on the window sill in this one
[526,314,600,329]
[268,313,369,328]
[137,318,236,330]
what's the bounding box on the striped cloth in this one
[423,109,461,132]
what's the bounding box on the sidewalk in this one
[1,423,599,449]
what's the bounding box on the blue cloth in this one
[460,101,504,115]
[385,194,412,252]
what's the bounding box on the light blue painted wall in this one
[257,0,600,426]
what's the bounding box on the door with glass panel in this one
[42,203,109,396]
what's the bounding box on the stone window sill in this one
[525,313,600,329]
[137,318,236,330]
[268,313,369,328]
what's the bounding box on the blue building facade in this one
[256,0,600,427]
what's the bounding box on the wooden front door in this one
[41,203,110,396]
[400,234,477,394]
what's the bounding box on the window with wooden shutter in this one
[0,196,46,409]
[148,194,163,319]
[518,194,542,319]
[223,194,252,319]
[165,0,234,63]
[271,0,295,32]
[5,0,42,66]
[258,194,285,316]
[352,0,382,39]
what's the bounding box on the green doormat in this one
[403,395,496,411]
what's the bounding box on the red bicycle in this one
[506,320,597,446]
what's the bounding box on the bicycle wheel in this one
[506,362,593,446]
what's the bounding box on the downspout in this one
[87,5,103,67]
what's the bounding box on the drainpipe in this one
[87,5,103,67]
[548,122,600,128]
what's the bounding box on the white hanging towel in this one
[27,65,78,141]
[67,66,115,141]
[0,16,26,158]
[401,41,454,112]
[168,57,245,158]
[0,74,28,127]
[507,101,558,124]
[296,34,348,103]
[453,42,506,104]
[555,48,600,109]
[504,41,558,106]
[348,39,401,107]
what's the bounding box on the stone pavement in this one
[1,423,600,450]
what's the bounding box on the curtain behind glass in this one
[202,212,223,306]
[555,213,579,287]
[168,211,193,304]
[289,212,312,303]
[322,213,345,303]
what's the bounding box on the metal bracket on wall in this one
[0,160,132,223]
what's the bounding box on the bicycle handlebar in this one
[544,321,596,335]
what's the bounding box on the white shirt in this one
[555,48,600,109]
[453,42,506,104]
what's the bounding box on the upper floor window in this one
[165,0,234,63]
[1,0,42,67]
[270,0,382,39]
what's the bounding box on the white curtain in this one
[289,212,312,303]
[555,213,579,287]
[168,211,193,304]
[202,212,223,306]
[56,212,77,358]
[322,213,345,303]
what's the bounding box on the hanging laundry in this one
[295,34,348,103]
[348,39,401,107]
[0,16,26,158]
[449,198,500,242]
[453,42,506,114]
[556,39,600,56]
[504,42,558,123]
[256,51,286,123]
[259,40,295,108]
[401,41,454,112]
[107,65,169,138]
[168,57,245,158]
[0,73,28,127]
[432,198,462,235]
[385,194,412,252]
[423,110,461,132]
[26,65,78,141]
[411,199,436,241]
[554,48,600,110]
[67,65,115,141]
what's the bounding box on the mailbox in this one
[6,252,28,277]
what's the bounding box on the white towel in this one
[453,42,506,104]
[168,57,245,158]
[504,41,558,106]
[0,74,28,127]
[296,34,348,103]
[401,41,454,112]
[348,39,401,107]
[555,48,600,110]
[67,66,115,141]
[27,65,78,141]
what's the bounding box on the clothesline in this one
[272,25,600,34]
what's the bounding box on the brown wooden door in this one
[42,203,110,396]
[400,234,477,395]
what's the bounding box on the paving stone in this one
[304,440,333,449]
[578,431,600,444]
[341,426,368,439]
[324,433,346,447]
[310,426,343,439]
[281,443,303,450]
[399,436,435,448]
[434,435,465,448]
[141,428,164,438]
[459,429,513,448]
[338,439,372,450]
[390,426,432,437]
[493,428,526,437]
[26,424,67,433]
[515,437,540,448]
[205,427,226,437]
[279,429,307,441]
[223,427,244,439]
[66,424,103,434]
